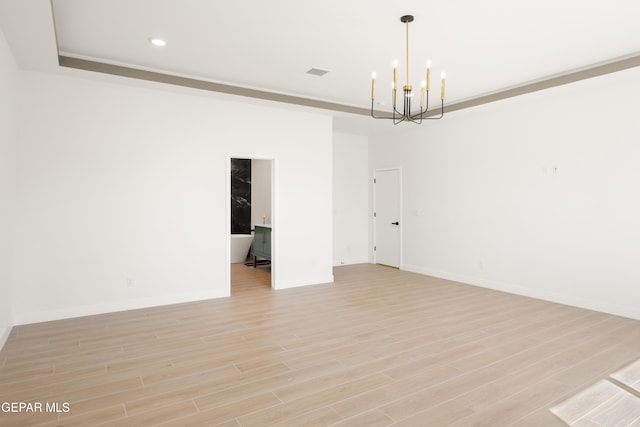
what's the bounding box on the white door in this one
[375,169,400,268]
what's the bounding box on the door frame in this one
[373,167,403,268]
[226,154,276,295]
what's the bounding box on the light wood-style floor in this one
[2,264,640,426]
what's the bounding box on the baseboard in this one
[401,263,640,321]
[275,274,335,290]
[333,258,369,267]
[12,290,228,326]
[13,274,338,325]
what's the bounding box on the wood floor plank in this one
[193,360,344,411]
[378,366,503,421]
[236,374,392,426]
[97,400,198,427]
[269,406,342,427]
[448,377,575,427]
[1,263,640,426]
[164,392,281,426]
[0,408,60,427]
[329,409,394,427]
[390,398,475,426]
[38,405,126,427]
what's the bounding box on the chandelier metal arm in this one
[409,100,444,121]
[370,94,444,124]
[369,14,446,125]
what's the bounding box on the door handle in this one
[391,221,399,225]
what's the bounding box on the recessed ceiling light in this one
[149,38,167,47]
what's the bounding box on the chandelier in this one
[371,15,445,124]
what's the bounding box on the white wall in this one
[251,159,272,227]
[0,26,17,347]
[333,132,369,266]
[370,67,640,319]
[12,70,333,324]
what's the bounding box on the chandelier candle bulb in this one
[371,72,376,100]
[393,60,398,90]
[420,80,426,107]
[426,60,431,91]
[441,72,446,100]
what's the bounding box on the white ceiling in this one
[2,1,640,134]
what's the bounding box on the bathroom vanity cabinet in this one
[253,225,271,267]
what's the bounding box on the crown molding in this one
[59,53,640,117]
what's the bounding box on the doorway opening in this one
[227,156,275,295]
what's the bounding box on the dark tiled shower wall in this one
[231,158,251,234]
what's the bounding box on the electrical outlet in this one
[126,278,133,288]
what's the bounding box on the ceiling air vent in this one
[306,68,330,77]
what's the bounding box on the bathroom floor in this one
[231,260,271,295]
